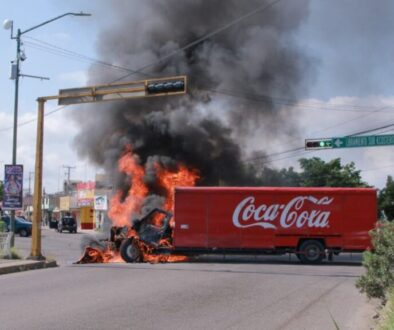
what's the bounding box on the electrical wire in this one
[109,0,284,83]
[23,39,394,115]
[10,0,394,171]
[0,106,66,133]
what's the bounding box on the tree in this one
[378,176,394,220]
[0,180,3,201]
[298,157,369,187]
[259,166,301,187]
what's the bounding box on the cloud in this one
[263,95,394,189]
[58,70,87,87]
[0,105,96,193]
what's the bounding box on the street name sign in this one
[305,134,394,150]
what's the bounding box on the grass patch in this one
[1,247,22,260]
[379,289,394,330]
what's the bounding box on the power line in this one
[23,37,141,74]
[347,121,394,136]
[109,0,284,83]
[10,0,394,168]
[203,88,392,113]
[245,121,394,166]
[0,105,66,133]
[24,39,390,115]
[24,36,394,114]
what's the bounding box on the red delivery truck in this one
[115,187,377,264]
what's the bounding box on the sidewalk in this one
[0,258,57,275]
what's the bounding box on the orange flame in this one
[108,146,148,227]
[88,145,200,264]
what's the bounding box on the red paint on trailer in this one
[173,187,377,252]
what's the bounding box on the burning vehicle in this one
[78,208,186,264]
[73,2,346,264]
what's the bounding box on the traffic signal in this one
[146,78,186,94]
[305,139,333,150]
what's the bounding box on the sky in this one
[1,0,394,193]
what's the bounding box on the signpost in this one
[305,134,394,150]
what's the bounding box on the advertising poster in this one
[94,195,108,211]
[3,164,23,210]
[77,181,96,207]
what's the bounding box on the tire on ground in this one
[19,229,28,237]
[297,240,325,264]
[120,238,142,263]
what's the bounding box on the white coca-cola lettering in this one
[232,197,276,229]
[232,195,333,230]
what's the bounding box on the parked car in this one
[49,218,58,229]
[0,216,32,237]
[58,216,77,233]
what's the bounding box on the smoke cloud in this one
[72,0,313,193]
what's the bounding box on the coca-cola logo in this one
[232,195,333,230]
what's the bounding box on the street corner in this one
[0,258,57,276]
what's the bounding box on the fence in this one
[0,232,12,258]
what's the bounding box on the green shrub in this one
[0,220,5,232]
[356,221,394,302]
[379,289,394,330]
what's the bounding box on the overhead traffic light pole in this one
[29,76,187,259]
[305,133,394,150]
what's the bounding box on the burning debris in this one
[77,147,198,264]
[77,209,188,264]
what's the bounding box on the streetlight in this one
[3,12,91,247]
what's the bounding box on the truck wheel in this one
[120,238,142,263]
[297,240,325,264]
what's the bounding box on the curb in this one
[0,259,58,276]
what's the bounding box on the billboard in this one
[59,196,71,211]
[94,195,108,211]
[3,165,23,210]
[77,181,95,207]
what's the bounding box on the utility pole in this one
[3,12,91,248]
[27,171,34,221]
[28,171,34,195]
[63,165,75,194]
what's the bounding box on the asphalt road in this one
[1,231,375,330]
[14,227,101,265]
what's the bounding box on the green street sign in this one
[332,134,394,149]
[305,134,394,150]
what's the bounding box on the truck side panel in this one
[173,190,208,248]
[207,192,242,248]
[342,193,376,250]
[174,187,376,252]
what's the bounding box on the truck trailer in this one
[114,187,377,264]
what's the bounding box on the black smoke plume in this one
[72,0,312,197]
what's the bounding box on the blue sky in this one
[1,0,394,192]
[0,1,103,191]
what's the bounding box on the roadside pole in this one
[29,98,45,260]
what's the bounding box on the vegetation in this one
[356,221,394,302]
[299,157,368,187]
[257,157,369,188]
[379,289,394,330]
[378,176,394,220]
[0,220,5,232]
[0,180,3,201]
